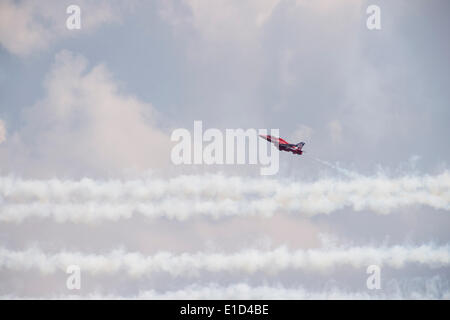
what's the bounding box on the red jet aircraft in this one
[259,135,305,155]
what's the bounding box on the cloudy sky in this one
[0,0,449,299]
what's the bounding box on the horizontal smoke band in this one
[1,173,448,203]
[0,196,448,223]
[1,245,449,277]
[2,282,449,300]
[0,172,449,222]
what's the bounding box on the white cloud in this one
[160,0,363,43]
[161,0,281,42]
[1,50,170,177]
[0,0,125,56]
[290,124,313,143]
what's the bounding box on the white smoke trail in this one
[0,172,449,222]
[305,155,359,178]
[1,244,448,277]
[2,282,449,300]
